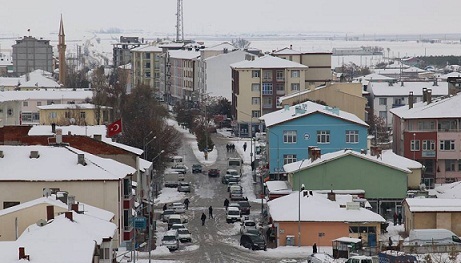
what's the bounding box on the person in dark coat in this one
[243,142,247,152]
[201,212,206,226]
[313,243,318,253]
[163,203,167,211]
[393,212,398,226]
[184,198,190,210]
[224,198,229,209]
[208,206,213,219]
[398,212,402,225]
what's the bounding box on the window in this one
[276,70,284,81]
[283,130,297,143]
[145,53,151,59]
[283,154,297,165]
[36,101,42,106]
[263,97,273,108]
[410,140,420,151]
[291,83,300,91]
[65,111,71,119]
[262,83,273,95]
[379,111,387,121]
[422,140,435,151]
[438,120,457,131]
[440,140,455,151]
[47,100,54,105]
[23,101,28,107]
[458,160,461,172]
[251,83,260,92]
[145,62,151,68]
[418,121,435,130]
[263,70,272,80]
[276,97,282,107]
[446,160,456,171]
[251,110,260,118]
[49,112,57,119]
[317,130,330,143]
[379,98,387,105]
[346,130,359,143]
[252,70,260,78]
[80,112,86,119]
[251,97,260,105]
[276,83,284,92]
[3,201,19,209]
[291,70,300,78]
[21,112,39,122]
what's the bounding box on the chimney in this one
[312,148,321,161]
[303,190,308,197]
[56,128,62,144]
[327,190,336,201]
[360,149,367,154]
[290,44,293,50]
[19,247,29,260]
[77,154,86,165]
[46,205,54,221]
[427,89,432,104]
[309,190,313,196]
[65,211,73,221]
[408,91,414,109]
[308,146,316,160]
[51,123,56,133]
[422,88,427,102]
[67,131,72,136]
[71,203,79,213]
[433,79,438,86]
[29,151,40,158]
[94,134,102,141]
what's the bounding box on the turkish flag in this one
[107,119,122,137]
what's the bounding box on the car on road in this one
[162,230,180,251]
[168,214,188,230]
[177,182,191,193]
[171,164,188,174]
[230,188,244,201]
[228,202,240,210]
[240,233,266,251]
[161,209,176,222]
[227,181,239,192]
[192,164,203,173]
[240,219,258,234]
[226,206,241,223]
[226,168,241,178]
[208,168,220,177]
[238,200,251,215]
[170,202,186,214]
[170,223,187,231]
[177,228,192,243]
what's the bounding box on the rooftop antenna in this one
[175,0,184,43]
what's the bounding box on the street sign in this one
[133,216,147,229]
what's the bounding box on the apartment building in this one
[167,49,200,103]
[131,45,163,95]
[12,36,53,76]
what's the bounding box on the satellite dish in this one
[419,183,427,191]
[69,118,76,124]
[43,188,52,197]
[36,219,47,227]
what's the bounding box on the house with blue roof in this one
[259,101,369,178]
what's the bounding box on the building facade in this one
[112,36,144,68]
[38,103,111,125]
[12,36,53,76]
[131,45,163,95]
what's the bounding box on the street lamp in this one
[143,131,155,160]
[413,133,416,160]
[296,159,306,247]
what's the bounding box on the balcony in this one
[392,103,405,108]
[263,104,273,109]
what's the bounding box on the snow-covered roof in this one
[0,212,116,262]
[433,182,461,199]
[265,180,293,194]
[267,192,385,222]
[370,82,448,96]
[333,237,362,243]
[355,73,396,82]
[0,196,114,221]
[404,198,461,212]
[0,90,93,102]
[439,71,461,80]
[203,42,237,51]
[0,69,60,88]
[0,145,135,181]
[272,47,303,55]
[28,125,143,155]
[284,149,420,173]
[37,103,110,110]
[230,55,308,69]
[131,45,163,52]
[390,93,461,119]
[260,101,368,128]
[168,50,200,60]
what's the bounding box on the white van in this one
[226,206,241,223]
[345,256,373,263]
[162,230,179,251]
[407,229,461,245]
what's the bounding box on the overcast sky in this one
[2,0,461,38]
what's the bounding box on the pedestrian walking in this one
[163,203,167,211]
[208,206,214,219]
[393,212,398,226]
[184,198,190,210]
[243,142,247,152]
[398,212,402,225]
[224,198,229,210]
[313,243,318,253]
[201,212,206,226]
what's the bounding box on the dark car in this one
[240,233,266,251]
[192,164,203,173]
[238,200,251,215]
[208,168,220,177]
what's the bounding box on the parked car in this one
[162,230,179,251]
[168,214,188,230]
[228,202,240,211]
[226,206,241,223]
[208,168,220,177]
[238,200,251,215]
[170,223,187,231]
[240,219,258,234]
[171,164,188,174]
[222,174,233,184]
[177,182,191,193]
[230,189,244,201]
[226,168,241,178]
[170,202,186,214]
[192,164,203,173]
[345,256,373,263]
[161,209,176,222]
[227,181,239,192]
[240,233,266,251]
[177,228,192,243]
[307,253,335,263]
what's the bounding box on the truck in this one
[228,157,243,174]
[405,228,461,245]
[164,172,185,188]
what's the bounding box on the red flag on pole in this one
[107,119,122,137]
